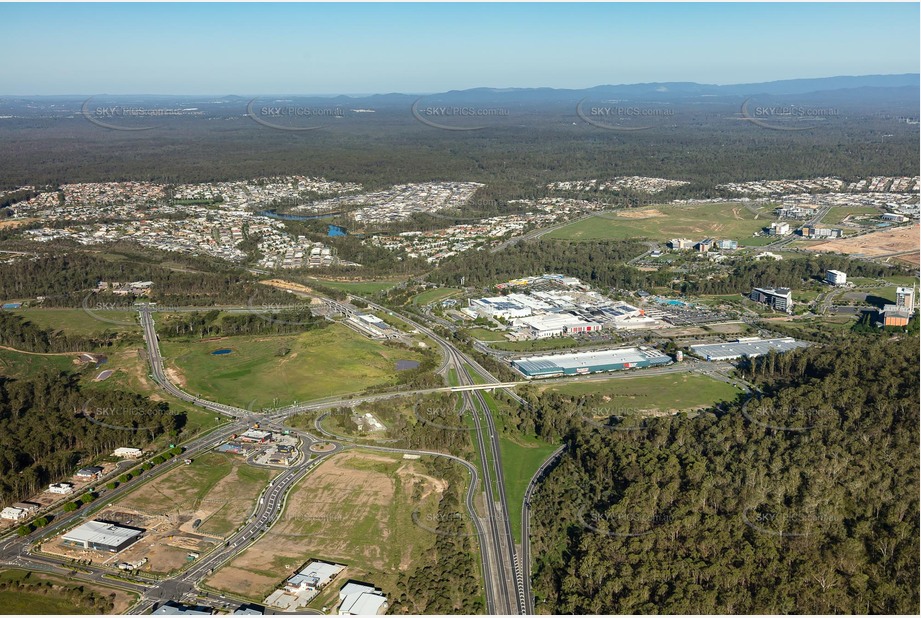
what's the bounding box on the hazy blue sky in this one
[2,2,918,95]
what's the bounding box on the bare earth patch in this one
[805,224,919,258]
[613,208,666,219]
[206,451,448,601]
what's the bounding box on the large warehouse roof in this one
[62,520,143,548]
[514,347,670,374]
[690,337,807,360]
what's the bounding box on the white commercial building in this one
[515,313,602,339]
[47,482,75,495]
[286,561,345,592]
[1,507,27,521]
[112,447,143,459]
[338,582,388,616]
[469,297,532,320]
[825,270,847,286]
[62,520,144,552]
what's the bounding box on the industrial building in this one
[338,582,388,616]
[286,561,345,592]
[512,347,672,378]
[61,520,144,553]
[238,430,273,443]
[1,507,27,521]
[825,270,847,286]
[750,287,793,313]
[880,305,912,327]
[689,337,808,361]
[469,296,532,320]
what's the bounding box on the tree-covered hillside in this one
[530,334,919,614]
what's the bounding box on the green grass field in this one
[539,372,743,411]
[0,569,136,614]
[464,327,506,342]
[737,235,776,247]
[412,287,461,305]
[499,437,560,543]
[475,391,560,542]
[162,324,426,408]
[545,203,769,242]
[0,347,84,378]
[306,278,403,295]
[821,206,879,225]
[11,307,139,335]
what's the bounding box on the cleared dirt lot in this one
[42,453,278,574]
[206,451,451,601]
[804,224,919,258]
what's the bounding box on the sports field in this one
[538,372,743,412]
[205,451,471,602]
[161,324,427,409]
[544,203,769,242]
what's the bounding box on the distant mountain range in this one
[4,73,918,101]
[2,74,917,118]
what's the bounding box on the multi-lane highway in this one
[1,294,727,616]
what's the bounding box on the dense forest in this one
[0,102,916,191]
[0,371,181,505]
[0,249,291,307]
[528,334,919,614]
[684,254,904,295]
[428,240,663,289]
